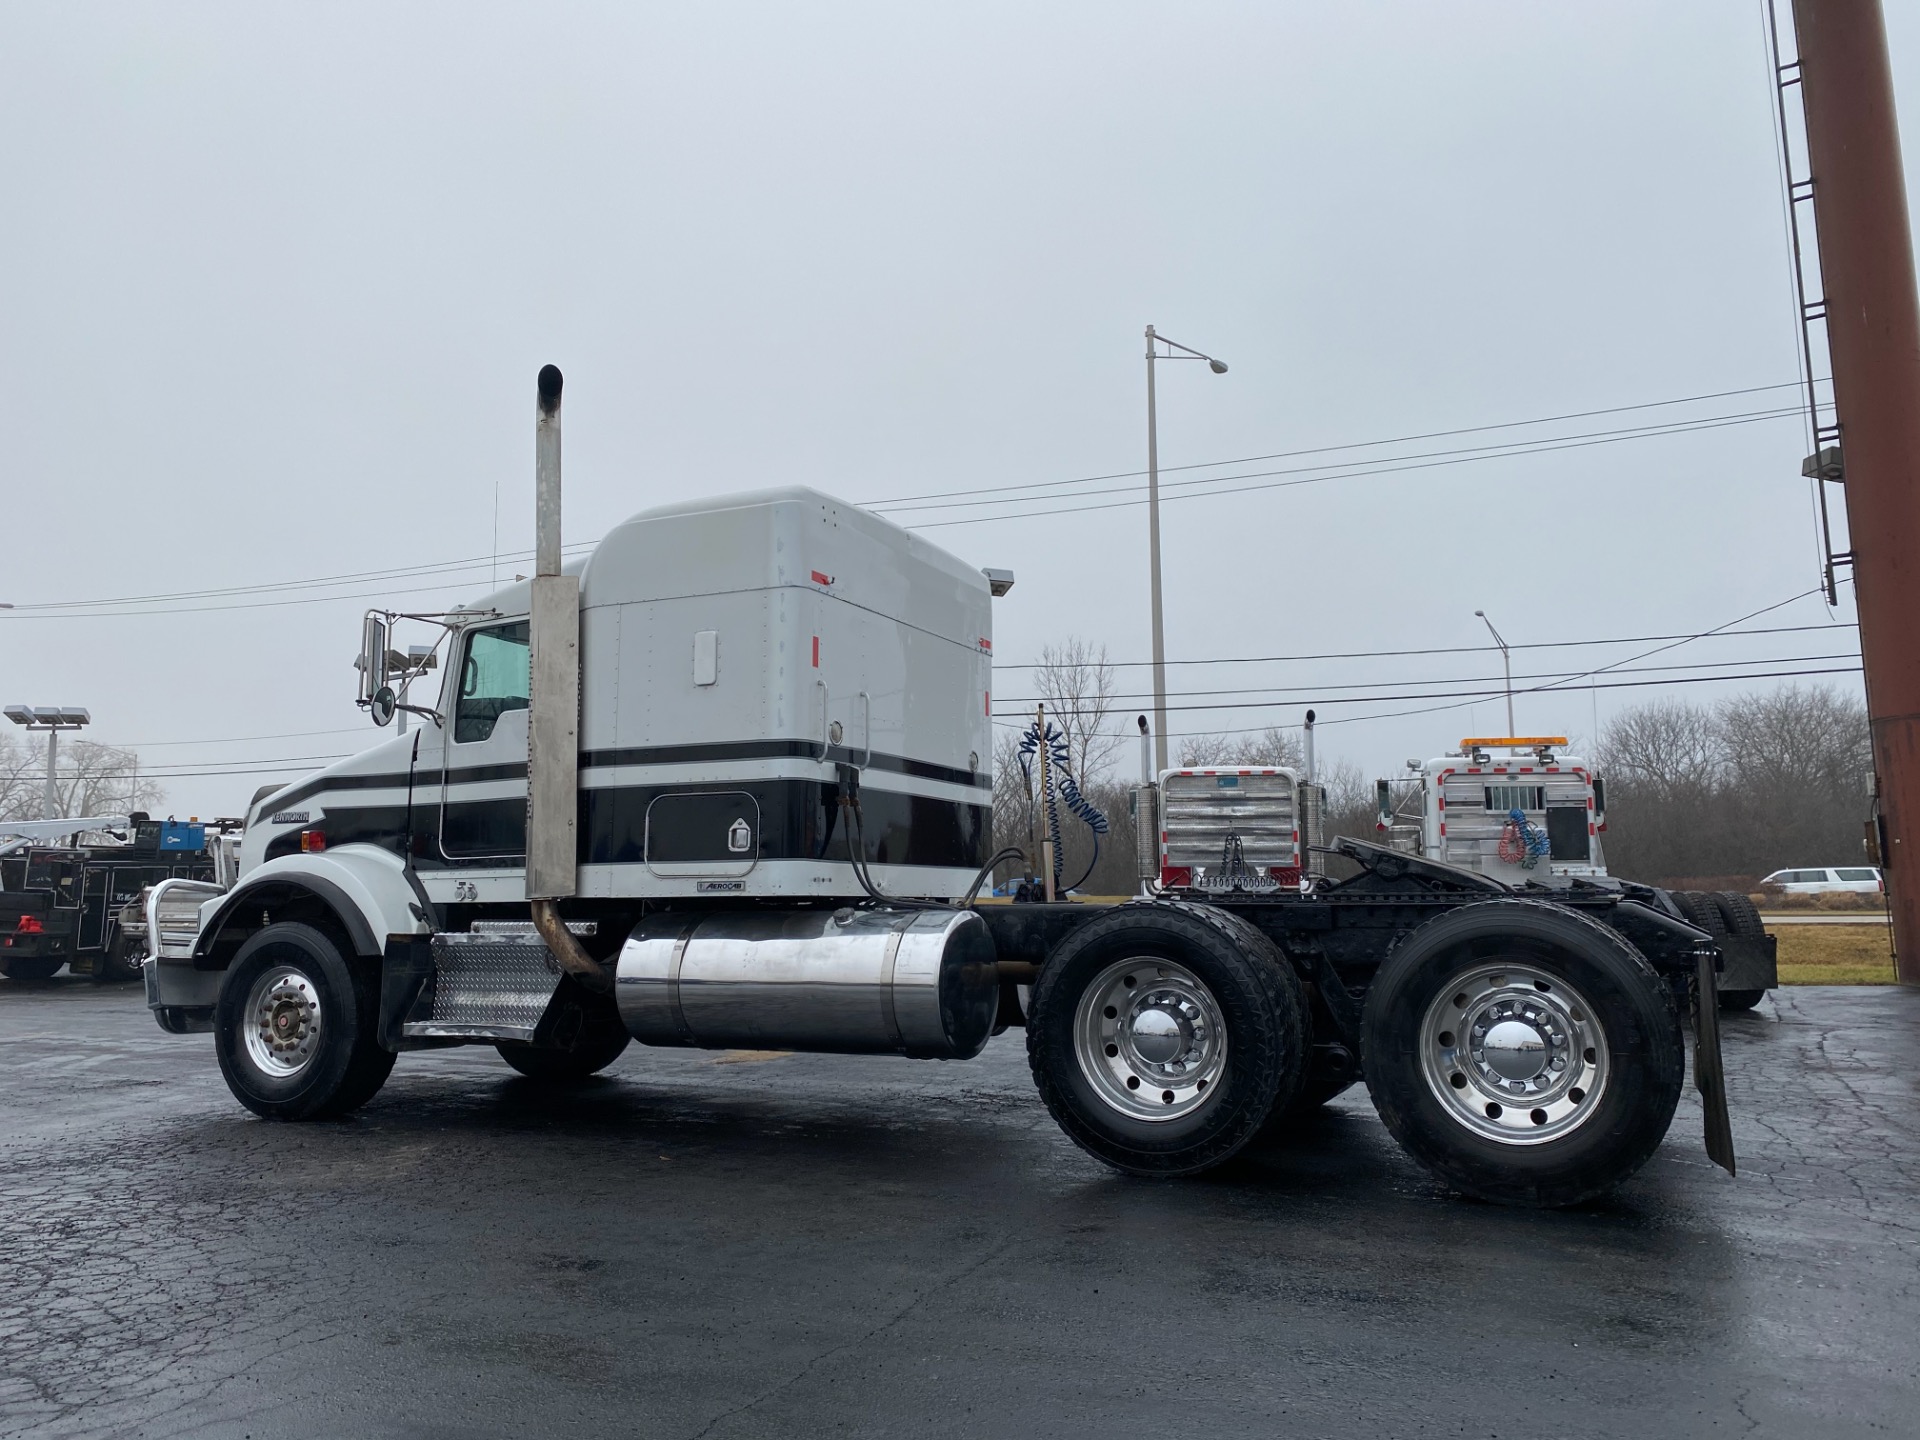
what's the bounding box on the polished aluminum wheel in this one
[1073,957,1228,1122]
[1419,962,1608,1145]
[242,964,323,1079]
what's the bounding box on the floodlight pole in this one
[4,707,93,820]
[1144,326,1228,775]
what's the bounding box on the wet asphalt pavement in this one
[1,980,1915,1439]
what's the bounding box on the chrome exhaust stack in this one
[525,364,608,991]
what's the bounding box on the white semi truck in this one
[145,367,1740,1207]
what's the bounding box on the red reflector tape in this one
[810,570,833,586]
[812,636,820,668]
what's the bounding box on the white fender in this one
[199,844,430,959]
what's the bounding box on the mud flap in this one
[1691,947,1736,1176]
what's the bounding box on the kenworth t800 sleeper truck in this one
[144,368,1736,1208]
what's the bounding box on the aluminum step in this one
[400,922,593,1042]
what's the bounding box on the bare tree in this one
[1595,698,1720,802]
[1028,638,1124,788]
[0,734,165,823]
[1178,727,1303,769]
[1595,684,1872,886]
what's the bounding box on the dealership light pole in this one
[4,706,92,819]
[1474,611,1515,736]
[1145,325,1228,774]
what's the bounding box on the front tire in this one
[93,930,142,984]
[214,923,395,1120]
[1026,903,1306,1177]
[1362,900,1684,1208]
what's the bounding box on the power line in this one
[874,405,1799,518]
[994,650,1862,708]
[124,752,356,774]
[1305,583,1843,733]
[995,620,1856,671]
[858,379,1817,508]
[996,662,1859,721]
[5,378,1817,618]
[904,409,1802,530]
[86,726,368,750]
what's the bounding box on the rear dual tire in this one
[1361,900,1685,1208]
[496,994,630,1082]
[1026,903,1308,1177]
[1672,890,1769,1012]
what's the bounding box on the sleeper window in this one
[454,621,531,743]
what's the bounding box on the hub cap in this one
[1419,962,1608,1145]
[242,964,323,1079]
[1073,957,1228,1122]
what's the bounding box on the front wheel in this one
[1026,903,1306,1177]
[93,930,142,984]
[214,923,396,1120]
[1362,900,1684,1208]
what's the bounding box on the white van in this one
[1759,866,1884,895]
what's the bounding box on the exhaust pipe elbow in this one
[529,898,611,993]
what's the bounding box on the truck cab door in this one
[439,619,531,862]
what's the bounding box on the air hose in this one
[1497,807,1551,869]
[1017,719,1109,893]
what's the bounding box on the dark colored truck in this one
[0,820,221,982]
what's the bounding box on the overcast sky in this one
[4,2,1912,816]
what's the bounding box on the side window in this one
[454,621,531,744]
[1836,868,1876,882]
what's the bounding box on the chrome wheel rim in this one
[242,964,323,1079]
[1419,961,1608,1145]
[1073,957,1228,1122]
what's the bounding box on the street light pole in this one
[1475,610,1515,736]
[1144,325,1228,775]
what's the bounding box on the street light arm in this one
[1147,331,1225,366]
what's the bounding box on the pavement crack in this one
[679,1238,1021,1440]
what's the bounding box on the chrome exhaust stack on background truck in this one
[145,368,1735,1208]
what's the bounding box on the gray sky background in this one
[4,2,1912,817]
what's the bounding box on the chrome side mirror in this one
[358,613,390,710]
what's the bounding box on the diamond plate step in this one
[404,927,566,1042]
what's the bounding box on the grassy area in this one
[1775,924,1900,985]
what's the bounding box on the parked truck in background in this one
[1374,740,1776,1010]
[1,817,235,982]
[142,367,1740,1208]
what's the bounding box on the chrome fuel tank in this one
[615,907,999,1060]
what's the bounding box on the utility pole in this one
[1793,0,1920,985]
